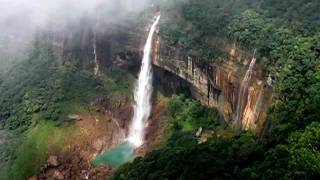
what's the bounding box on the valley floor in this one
[27,96,169,180]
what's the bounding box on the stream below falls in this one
[92,14,160,167]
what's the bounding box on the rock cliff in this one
[49,19,272,133]
[152,33,273,133]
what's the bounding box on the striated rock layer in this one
[49,18,272,133]
[152,33,273,133]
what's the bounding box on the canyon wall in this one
[50,18,145,73]
[49,18,272,133]
[152,33,273,133]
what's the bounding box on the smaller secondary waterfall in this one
[93,32,100,76]
[127,15,161,147]
[234,50,257,131]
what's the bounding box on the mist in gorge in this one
[0,0,158,179]
[0,0,150,63]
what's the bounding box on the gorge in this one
[50,15,273,134]
[151,36,273,133]
[1,0,319,179]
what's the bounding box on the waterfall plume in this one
[93,32,100,76]
[127,15,161,147]
[234,50,257,131]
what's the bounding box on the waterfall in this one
[234,50,256,131]
[127,15,161,147]
[93,32,100,76]
[252,90,264,124]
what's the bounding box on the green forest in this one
[114,0,320,179]
[0,44,135,178]
[0,0,319,179]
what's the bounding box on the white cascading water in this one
[234,50,257,131]
[127,15,161,147]
[93,32,100,76]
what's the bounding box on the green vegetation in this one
[113,132,266,179]
[0,130,18,179]
[8,122,74,179]
[114,0,320,179]
[168,95,221,131]
[113,96,269,179]
[287,122,320,178]
[268,35,320,141]
[114,95,320,179]
[0,46,134,130]
[0,40,135,179]
[159,0,320,63]
[1,0,320,179]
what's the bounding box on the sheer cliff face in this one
[152,33,273,133]
[50,18,144,71]
[50,21,272,133]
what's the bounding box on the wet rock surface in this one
[38,151,112,180]
[31,99,133,180]
[151,35,273,133]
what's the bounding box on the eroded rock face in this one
[152,34,273,133]
[49,17,272,133]
[50,16,147,75]
[38,151,111,180]
[35,99,133,180]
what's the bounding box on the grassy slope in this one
[8,121,74,179]
[0,45,135,179]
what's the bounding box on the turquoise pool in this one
[93,142,135,167]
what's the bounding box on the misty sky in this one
[0,0,150,32]
[0,0,152,58]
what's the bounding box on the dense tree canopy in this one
[114,0,320,179]
[0,0,319,179]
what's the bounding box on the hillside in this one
[114,0,320,179]
[0,0,319,179]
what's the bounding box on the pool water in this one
[92,142,135,167]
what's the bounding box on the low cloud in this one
[0,0,151,58]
